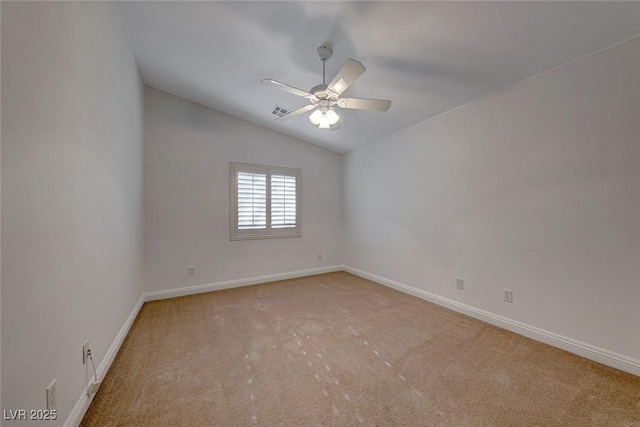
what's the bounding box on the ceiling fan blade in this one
[337,97,391,112]
[261,79,315,99]
[327,59,366,95]
[275,104,316,122]
[329,121,342,132]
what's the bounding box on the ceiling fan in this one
[261,46,391,131]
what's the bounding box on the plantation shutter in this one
[271,174,297,228]
[230,162,301,240]
[237,172,267,229]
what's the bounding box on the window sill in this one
[230,232,302,241]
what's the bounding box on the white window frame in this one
[230,162,302,240]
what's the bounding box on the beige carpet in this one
[81,272,640,426]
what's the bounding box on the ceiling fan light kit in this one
[309,107,340,129]
[261,45,391,131]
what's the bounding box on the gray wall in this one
[344,37,640,361]
[1,2,144,423]
[143,87,344,293]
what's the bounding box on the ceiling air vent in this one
[271,105,289,118]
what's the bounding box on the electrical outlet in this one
[503,289,513,303]
[83,340,90,365]
[188,267,195,276]
[456,279,464,290]
[317,253,323,261]
[46,379,57,410]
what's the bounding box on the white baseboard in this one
[65,294,145,427]
[343,265,640,377]
[144,265,343,302]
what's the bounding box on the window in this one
[230,162,301,240]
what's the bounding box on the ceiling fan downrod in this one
[317,46,333,86]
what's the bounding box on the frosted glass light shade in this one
[309,108,339,128]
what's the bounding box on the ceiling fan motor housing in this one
[310,84,339,104]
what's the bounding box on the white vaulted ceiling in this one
[118,1,640,153]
